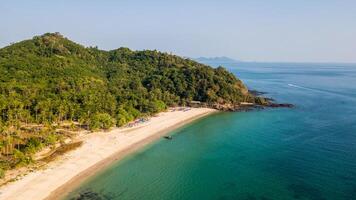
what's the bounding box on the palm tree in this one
[0,123,10,155]
[11,130,22,151]
[0,140,5,155]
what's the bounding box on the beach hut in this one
[189,101,202,107]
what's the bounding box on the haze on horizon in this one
[1,0,356,63]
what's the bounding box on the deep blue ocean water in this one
[65,62,356,200]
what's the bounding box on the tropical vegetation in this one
[0,33,256,176]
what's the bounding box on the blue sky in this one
[1,0,355,62]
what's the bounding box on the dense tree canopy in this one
[0,33,252,126]
[0,33,254,173]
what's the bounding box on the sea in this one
[65,62,356,200]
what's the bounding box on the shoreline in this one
[0,108,217,200]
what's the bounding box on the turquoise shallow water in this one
[65,63,356,200]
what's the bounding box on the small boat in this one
[163,136,173,140]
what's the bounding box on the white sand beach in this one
[0,108,216,200]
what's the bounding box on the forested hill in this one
[0,33,260,174]
[0,32,257,128]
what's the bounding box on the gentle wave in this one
[288,83,356,101]
[287,83,311,90]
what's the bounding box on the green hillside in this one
[0,33,256,174]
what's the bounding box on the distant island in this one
[194,56,241,65]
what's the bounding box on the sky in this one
[1,0,356,63]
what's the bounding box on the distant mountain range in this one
[194,56,241,65]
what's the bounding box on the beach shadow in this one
[70,189,112,200]
[287,183,326,200]
[218,193,273,200]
